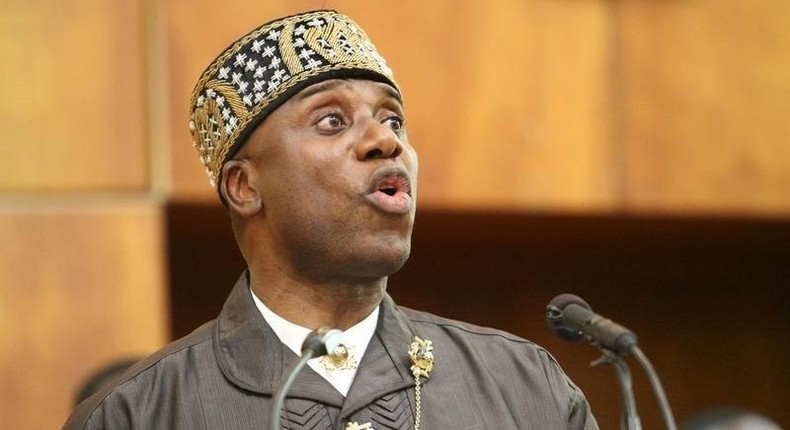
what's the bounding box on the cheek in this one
[263,147,328,192]
[402,145,419,187]
[263,143,360,218]
[406,147,419,175]
[398,135,418,168]
[268,164,348,218]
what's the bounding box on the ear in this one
[220,159,263,217]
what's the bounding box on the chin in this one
[382,251,411,276]
[353,244,411,279]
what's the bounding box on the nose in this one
[354,118,403,161]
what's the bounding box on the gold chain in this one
[408,336,434,430]
[414,376,423,430]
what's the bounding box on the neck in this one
[248,266,386,330]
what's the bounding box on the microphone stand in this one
[269,351,317,430]
[546,295,678,430]
[631,347,677,430]
[269,327,341,430]
[591,349,642,430]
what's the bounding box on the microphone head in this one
[546,293,592,342]
[549,293,592,310]
[301,327,343,356]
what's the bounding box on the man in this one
[63,10,597,429]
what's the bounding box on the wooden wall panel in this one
[0,202,167,429]
[167,1,617,211]
[167,205,790,428]
[0,0,149,192]
[618,0,790,215]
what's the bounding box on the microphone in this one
[546,294,678,430]
[269,327,343,430]
[300,327,343,356]
[547,294,642,429]
[546,293,637,354]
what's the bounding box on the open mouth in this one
[366,168,413,214]
[374,175,410,197]
[381,187,397,196]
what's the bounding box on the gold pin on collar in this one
[320,344,358,372]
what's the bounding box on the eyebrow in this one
[295,79,349,101]
[380,84,403,105]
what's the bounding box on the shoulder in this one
[397,305,597,428]
[398,305,545,355]
[62,321,217,430]
[397,304,570,381]
[123,320,217,377]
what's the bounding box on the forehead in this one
[290,78,402,106]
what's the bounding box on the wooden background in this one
[1,0,788,428]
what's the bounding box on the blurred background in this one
[1,0,789,428]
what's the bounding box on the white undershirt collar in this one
[250,288,379,396]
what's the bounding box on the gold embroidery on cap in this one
[304,21,366,65]
[191,96,225,187]
[279,20,302,75]
[189,80,250,187]
[189,11,399,189]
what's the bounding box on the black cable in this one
[632,346,677,430]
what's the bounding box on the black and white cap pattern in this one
[189,10,399,189]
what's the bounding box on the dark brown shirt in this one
[63,272,598,429]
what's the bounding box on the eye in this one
[383,115,405,131]
[316,113,346,131]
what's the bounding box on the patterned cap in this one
[189,10,399,189]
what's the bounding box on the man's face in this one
[240,79,418,283]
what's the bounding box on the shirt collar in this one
[250,288,380,360]
[250,286,380,396]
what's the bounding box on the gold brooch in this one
[319,344,358,372]
[408,336,434,379]
[345,422,374,430]
[408,336,434,430]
